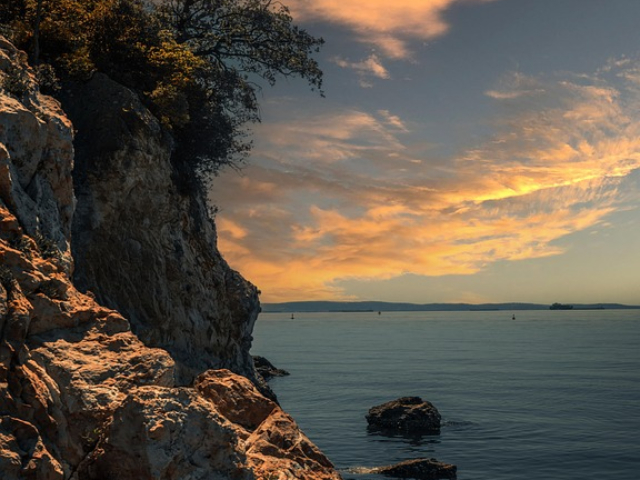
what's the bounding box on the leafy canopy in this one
[0,0,324,188]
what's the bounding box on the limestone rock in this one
[1,203,341,478]
[0,37,74,274]
[77,386,253,480]
[76,369,341,480]
[60,73,261,386]
[1,202,177,478]
[1,37,342,480]
[366,397,442,434]
[196,370,338,480]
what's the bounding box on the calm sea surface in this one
[251,310,640,480]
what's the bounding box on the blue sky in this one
[211,0,640,304]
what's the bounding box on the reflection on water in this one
[366,427,442,447]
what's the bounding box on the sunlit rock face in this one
[61,72,261,386]
[0,37,342,480]
[0,38,176,477]
[0,37,74,274]
[79,370,340,480]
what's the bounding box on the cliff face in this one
[61,73,261,386]
[0,38,341,479]
[0,38,74,275]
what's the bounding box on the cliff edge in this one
[0,37,340,479]
[61,72,261,387]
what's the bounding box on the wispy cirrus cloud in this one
[333,54,390,79]
[288,0,499,58]
[484,72,547,100]
[211,61,640,302]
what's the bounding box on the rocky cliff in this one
[60,73,261,387]
[0,37,341,479]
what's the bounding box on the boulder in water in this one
[372,458,457,479]
[366,396,441,434]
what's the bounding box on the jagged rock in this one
[0,37,342,480]
[372,458,457,479]
[77,385,254,480]
[253,355,291,380]
[1,207,341,478]
[60,73,261,386]
[0,37,75,274]
[366,397,442,434]
[76,369,340,480]
[196,370,338,480]
[1,201,177,478]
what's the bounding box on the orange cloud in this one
[288,0,498,58]
[211,64,640,302]
[332,55,390,83]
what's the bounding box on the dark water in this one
[251,310,640,480]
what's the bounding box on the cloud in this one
[288,0,498,58]
[332,54,390,81]
[484,72,546,99]
[378,110,409,132]
[210,62,640,302]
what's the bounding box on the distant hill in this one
[261,301,640,313]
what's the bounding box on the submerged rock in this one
[366,397,441,434]
[253,355,290,380]
[372,458,457,479]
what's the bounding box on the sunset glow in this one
[212,0,640,304]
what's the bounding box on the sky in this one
[210,0,640,305]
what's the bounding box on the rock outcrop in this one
[60,73,260,385]
[253,355,290,380]
[371,458,457,479]
[77,370,338,480]
[0,37,341,479]
[0,37,74,274]
[366,397,442,435]
[348,458,457,480]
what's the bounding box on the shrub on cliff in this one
[0,0,323,189]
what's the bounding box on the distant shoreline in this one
[262,301,640,313]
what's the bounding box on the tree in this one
[157,0,324,185]
[32,0,42,65]
[0,0,324,191]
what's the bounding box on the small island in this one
[550,303,574,310]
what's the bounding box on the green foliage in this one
[0,0,324,189]
[1,63,31,97]
[160,0,324,181]
[35,62,60,92]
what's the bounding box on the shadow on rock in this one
[253,355,290,380]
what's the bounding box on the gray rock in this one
[372,458,457,479]
[253,355,290,380]
[60,73,262,387]
[366,396,441,434]
[0,38,75,274]
[0,36,341,480]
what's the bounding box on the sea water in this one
[251,310,640,480]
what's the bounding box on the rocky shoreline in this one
[1,35,461,480]
[0,37,341,479]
